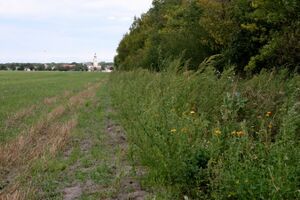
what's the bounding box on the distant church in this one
[88,53,102,72]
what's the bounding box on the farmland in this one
[0,72,148,199]
[0,72,105,142]
[0,69,299,200]
[1,0,299,199]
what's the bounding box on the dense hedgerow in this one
[109,68,299,199]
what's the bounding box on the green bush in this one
[109,69,299,199]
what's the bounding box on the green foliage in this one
[115,0,213,71]
[115,0,300,74]
[109,69,300,199]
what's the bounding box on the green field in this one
[0,72,150,200]
[0,72,106,142]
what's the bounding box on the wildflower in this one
[232,130,246,137]
[190,110,196,114]
[236,131,246,137]
[266,111,272,117]
[268,123,273,129]
[214,129,222,137]
[170,128,177,133]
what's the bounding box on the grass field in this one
[0,72,149,200]
[0,72,106,142]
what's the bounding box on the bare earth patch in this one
[104,110,149,200]
[63,185,82,200]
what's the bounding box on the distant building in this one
[88,53,102,72]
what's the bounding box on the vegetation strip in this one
[109,69,300,199]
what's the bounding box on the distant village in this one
[0,54,114,72]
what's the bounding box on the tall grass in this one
[109,68,300,199]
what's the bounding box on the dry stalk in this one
[43,96,57,105]
[0,117,77,199]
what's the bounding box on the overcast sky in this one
[0,0,152,63]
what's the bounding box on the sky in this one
[0,0,153,63]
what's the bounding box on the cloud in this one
[0,0,152,19]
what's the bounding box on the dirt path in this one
[60,109,148,200]
[59,89,149,200]
[103,110,148,200]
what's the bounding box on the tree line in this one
[114,0,299,74]
[0,62,114,71]
[0,63,87,71]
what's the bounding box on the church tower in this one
[93,53,98,68]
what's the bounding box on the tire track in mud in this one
[104,113,148,200]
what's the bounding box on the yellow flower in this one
[236,131,246,137]
[266,111,272,117]
[170,128,177,133]
[214,129,222,137]
[268,123,273,129]
[232,130,246,137]
[190,110,196,114]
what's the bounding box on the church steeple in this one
[93,53,98,68]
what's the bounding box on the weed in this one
[109,69,300,199]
